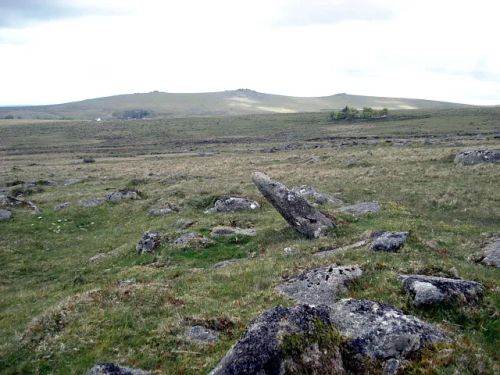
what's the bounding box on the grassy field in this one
[0,108,499,374]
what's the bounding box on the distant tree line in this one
[329,106,388,121]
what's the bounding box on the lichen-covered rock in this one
[0,209,12,221]
[85,362,150,375]
[174,232,213,248]
[205,196,260,213]
[211,226,256,237]
[136,231,162,254]
[106,189,141,202]
[277,265,362,306]
[54,202,70,211]
[399,274,484,307]
[175,218,194,229]
[209,305,345,375]
[470,238,500,267]
[454,149,500,165]
[79,198,105,208]
[338,202,381,216]
[291,185,344,206]
[328,299,448,374]
[148,203,178,216]
[252,172,336,239]
[185,325,219,344]
[370,231,409,252]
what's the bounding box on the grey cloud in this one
[275,0,393,27]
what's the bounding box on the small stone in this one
[212,259,243,269]
[148,203,178,216]
[82,157,95,164]
[283,247,298,255]
[79,198,105,208]
[85,362,150,375]
[338,202,381,215]
[210,226,256,237]
[454,149,500,165]
[175,218,194,229]
[205,196,260,213]
[0,209,12,221]
[370,231,409,252]
[54,202,70,211]
[136,231,162,254]
[106,189,141,202]
[174,232,213,248]
[88,253,107,263]
[313,240,368,258]
[185,325,219,344]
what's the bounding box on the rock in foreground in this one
[136,231,162,254]
[0,209,12,221]
[277,265,362,306]
[86,362,150,375]
[252,172,336,239]
[370,231,409,252]
[205,196,260,213]
[470,238,500,267]
[399,274,484,307]
[209,305,345,375]
[454,149,500,165]
[338,202,381,216]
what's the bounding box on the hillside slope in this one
[0,89,470,120]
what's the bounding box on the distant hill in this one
[0,89,470,120]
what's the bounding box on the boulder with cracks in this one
[136,231,162,254]
[205,196,260,213]
[370,231,409,252]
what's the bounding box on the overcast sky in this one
[0,0,499,106]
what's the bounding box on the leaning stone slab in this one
[328,299,448,374]
[205,196,260,213]
[454,149,500,165]
[211,226,256,237]
[209,305,345,375]
[185,325,219,344]
[86,362,150,375]
[79,198,105,208]
[106,189,141,202]
[252,172,336,239]
[338,202,381,216]
[470,238,500,267]
[399,274,484,307]
[0,209,12,221]
[277,265,362,306]
[136,231,162,254]
[370,231,409,252]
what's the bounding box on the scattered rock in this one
[210,226,256,237]
[209,305,345,375]
[338,202,381,216]
[283,247,298,255]
[82,157,95,164]
[174,232,213,248]
[0,209,12,221]
[175,218,194,229]
[212,259,243,269]
[470,238,500,267]
[205,196,260,213]
[0,194,41,213]
[252,172,336,239]
[63,178,83,186]
[136,231,162,254]
[277,265,362,306]
[54,202,70,211]
[313,240,368,258]
[291,185,344,206]
[85,362,150,375]
[307,155,321,163]
[185,325,219,344]
[399,274,484,307]
[79,198,105,208]
[88,253,107,263]
[106,189,142,202]
[328,299,448,374]
[148,203,178,216]
[454,149,500,165]
[370,231,409,252]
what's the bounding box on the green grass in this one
[0,108,499,374]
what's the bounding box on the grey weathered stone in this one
[79,198,105,208]
[205,196,260,214]
[471,238,500,267]
[399,274,484,307]
[454,149,500,165]
[370,231,409,252]
[313,240,368,258]
[148,203,178,216]
[175,218,194,229]
[54,202,70,211]
[85,362,150,375]
[277,265,362,306]
[174,232,213,248]
[0,194,40,213]
[136,231,162,254]
[328,299,448,373]
[63,178,83,186]
[252,172,336,239]
[209,305,345,375]
[212,259,243,269]
[0,209,12,221]
[338,202,381,216]
[106,190,141,202]
[185,325,219,344]
[211,226,256,237]
[291,185,344,206]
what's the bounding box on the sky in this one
[0,0,499,106]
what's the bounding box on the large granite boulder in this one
[277,265,362,306]
[205,196,260,214]
[338,202,381,216]
[399,274,484,307]
[209,305,345,375]
[470,238,500,267]
[85,362,150,375]
[454,149,500,165]
[252,172,336,239]
[370,231,409,252]
[136,231,162,254]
